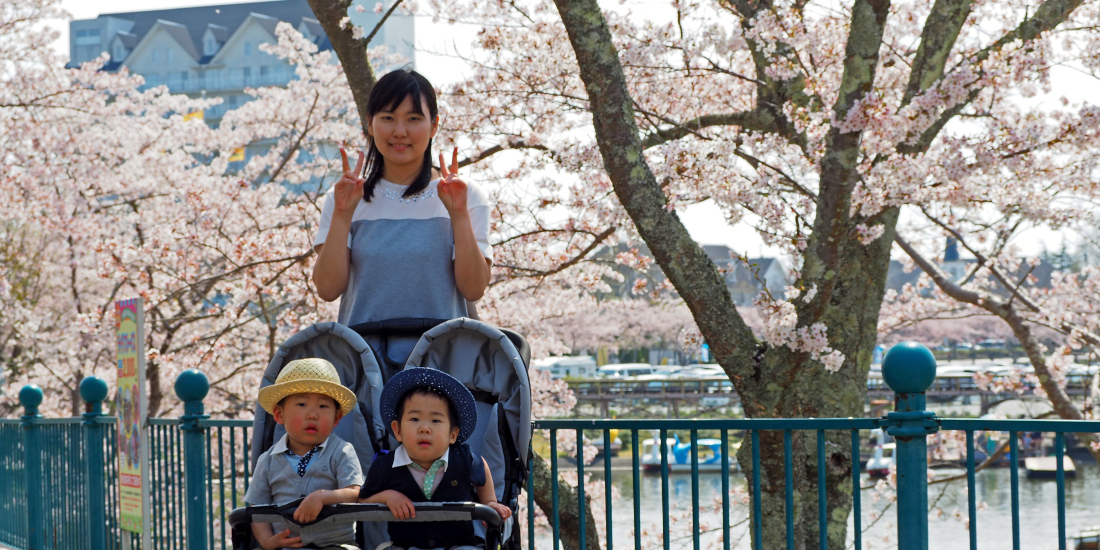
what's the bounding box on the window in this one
[166,49,173,63]
[259,66,269,82]
[242,67,251,85]
[145,74,158,87]
[180,71,189,86]
[151,49,158,63]
[244,41,251,57]
[113,44,125,61]
[74,29,101,46]
[204,37,218,56]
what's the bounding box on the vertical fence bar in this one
[550,429,559,550]
[218,426,226,548]
[576,429,586,550]
[152,424,160,550]
[527,456,534,550]
[1009,432,1020,550]
[206,427,215,550]
[174,423,183,550]
[176,370,210,550]
[243,426,251,494]
[721,430,730,550]
[175,423,184,550]
[691,429,700,550]
[816,429,827,550]
[660,429,669,550]
[19,385,44,550]
[603,428,613,550]
[784,430,794,550]
[850,429,861,550]
[881,341,938,550]
[82,377,110,550]
[751,430,762,550]
[966,430,977,550]
[1055,432,1066,550]
[231,426,238,511]
[631,429,640,550]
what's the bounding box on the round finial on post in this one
[80,376,109,414]
[174,369,209,417]
[19,384,44,417]
[882,341,937,394]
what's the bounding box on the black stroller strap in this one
[349,318,449,337]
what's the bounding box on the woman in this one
[312,69,492,329]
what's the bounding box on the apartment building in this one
[69,0,414,122]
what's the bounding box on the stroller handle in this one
[228,500,504,529]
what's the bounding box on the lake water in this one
[533,463,1100,550]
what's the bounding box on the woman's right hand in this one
[334,147,366,219]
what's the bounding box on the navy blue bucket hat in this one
[380,367,478,444]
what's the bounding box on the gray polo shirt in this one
[245,433,364,547]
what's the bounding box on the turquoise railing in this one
[1,342,1098,550]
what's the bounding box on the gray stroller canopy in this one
[250,322,387,474]
[404,318,532,464]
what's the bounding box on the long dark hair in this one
[361,68,439,202]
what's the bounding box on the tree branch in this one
[895,233,1100,463]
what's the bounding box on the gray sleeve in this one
[244,453,272,505]
[333,441,364,488]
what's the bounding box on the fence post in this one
[81,376,109,550]
[176,369,210,550]
[19,385,44,550]
[881,342,939,550]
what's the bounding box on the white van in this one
[533,356,598,379]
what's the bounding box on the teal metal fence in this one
[1,342,1098,550]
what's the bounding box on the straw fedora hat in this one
[257,358,357,415]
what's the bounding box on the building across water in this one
[68,0,413,123]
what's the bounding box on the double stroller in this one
[228,318,532,550]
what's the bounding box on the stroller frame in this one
[230,318,531,550]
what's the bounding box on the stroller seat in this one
[403,318,532,548]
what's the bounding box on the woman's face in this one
[367,94,438,175]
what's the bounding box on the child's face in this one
[391,392,459,469]
[273,392,343,455]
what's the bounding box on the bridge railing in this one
[3,342,1099,550]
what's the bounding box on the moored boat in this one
[640,432,739,473]
[1072,525,1099,550]
[1024,455,1076,479]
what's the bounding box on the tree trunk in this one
[530,453,602,550]
[550,0,894,545]
[304,0,378,132]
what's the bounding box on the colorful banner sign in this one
[116,298,150,535]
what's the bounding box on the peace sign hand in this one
[437,146,468,214]
[334,147,366,220]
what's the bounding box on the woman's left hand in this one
[437,147,468,214]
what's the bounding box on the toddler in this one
[245,358,364,550]
[360,368,511,550]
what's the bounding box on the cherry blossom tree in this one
[301,0,1100,546]
[1,2,371,417]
